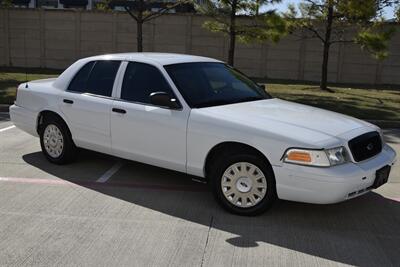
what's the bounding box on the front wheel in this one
[210,153,277,216]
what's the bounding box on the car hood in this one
[195,98,376,146]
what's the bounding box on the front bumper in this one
[273,144,397,204]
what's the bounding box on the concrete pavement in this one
[0,118,399,267]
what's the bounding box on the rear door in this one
[60,60,121,154]
[110,62,190,172]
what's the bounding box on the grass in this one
[1,68,399,123]
[0,69,59,105]
[266,83,400,123]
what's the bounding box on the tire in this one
[210,151,277,216]
[39,114,77,164]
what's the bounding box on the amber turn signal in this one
[286,151,312,162]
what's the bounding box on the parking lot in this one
[0,113,399,267]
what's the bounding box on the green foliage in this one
[336,0,378,21]
[355,27,395,59]
[198,0,287,43]
[95,0,111,11]
[240,12,288,43]
[396,5,400,22]
[286,0,397,59]
[285,0,398,90]
[99,0,190,52]
[0,0,12,8]
[202,20,226,33]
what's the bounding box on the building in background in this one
[2,0,206,11]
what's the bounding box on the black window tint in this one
[86,61,121,97]
[121,62,175,104]
[165,63,269,108]
[67,61,95,92]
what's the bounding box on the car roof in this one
[84,52,223,65]
[53,53,223,90]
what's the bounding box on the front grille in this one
[348,131,382,162]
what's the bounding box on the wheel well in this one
[204,142,271,179]
[37,110,67,134]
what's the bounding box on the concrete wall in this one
[1,8,400,85]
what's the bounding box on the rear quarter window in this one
[67,61,95,93]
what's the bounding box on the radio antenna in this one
[24,28,28,88]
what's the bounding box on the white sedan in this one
[10,53,397,215]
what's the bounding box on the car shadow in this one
[23,151,400,266]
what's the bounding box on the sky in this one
[266,0,397,19]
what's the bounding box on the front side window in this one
[67,60,120,97]
[164,62,270,108]
[120,62,175,105]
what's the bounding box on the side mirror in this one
[258,84,266,90]
[149,92,180,109]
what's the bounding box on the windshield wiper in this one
[195,96,265,108]
[231,96,265,104]
[195,99,232,108]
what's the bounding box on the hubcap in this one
[236,177,252,193]
[221,162,267,208]
[43,124,64,158]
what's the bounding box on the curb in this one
[0,104,10,113]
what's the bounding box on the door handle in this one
[63,99,74,104]
[112,108,126,114]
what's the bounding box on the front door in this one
[111,62,189,172]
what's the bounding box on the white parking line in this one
[0,125,15,133]
[96,162,124,183]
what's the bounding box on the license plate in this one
[373,165,391,189]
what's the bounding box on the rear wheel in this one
[210,153,276,215]
[39,115,77,164]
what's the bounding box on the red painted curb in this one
[0,176,208,192]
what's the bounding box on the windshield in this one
[164,62,271,108]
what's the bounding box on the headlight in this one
[325,147,348,165]
[283,146,348,167]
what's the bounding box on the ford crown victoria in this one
[10,53,397,215]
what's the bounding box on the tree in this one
[286,0,397,91]
[104,0,190,52]
[0,0,12,7]
[197,0,287,66]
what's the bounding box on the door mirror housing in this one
[149,92,180,109]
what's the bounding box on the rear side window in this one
[67,61,95,93]
[67,60,121,97]
[87,61,121,97]
[120,62,175,104]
